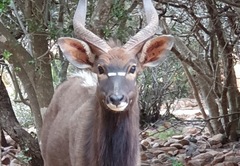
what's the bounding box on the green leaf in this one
[15,67,21,71]
[172,160,183,166]
[3,50,12,61]
[28,60,35,65]
[0,0,10,12]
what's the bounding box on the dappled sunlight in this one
[234,63,240,92]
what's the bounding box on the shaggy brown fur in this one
[41,77,140,166]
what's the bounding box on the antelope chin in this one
[107,102,128,112]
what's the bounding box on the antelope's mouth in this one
[106,102,128,112]
[105,94,129,112]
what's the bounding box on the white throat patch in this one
[71,70,97,87]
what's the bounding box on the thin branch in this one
[11,0,27,35]
[119,0,138,30]
[7,65,30,106]
[37,40,57,60]
[182,62,214,135]
[141,112,240,138]
[0,126,1,166]
[171,47,212,85]
[155,0,211,35]
[217,0,240,8]
[11,0,33,56]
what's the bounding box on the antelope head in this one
[58,0,174,112]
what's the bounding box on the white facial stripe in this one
[107,72,126,77]
[117,72,126,76]
[108,72,117,77]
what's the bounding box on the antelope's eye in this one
[98,65,105,74]
[129,65,136,74]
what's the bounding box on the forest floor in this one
[140,98,240,166]
[1,98,240,166]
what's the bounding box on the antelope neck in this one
[85,96,139,166]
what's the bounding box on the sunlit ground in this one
[234,62,240,92]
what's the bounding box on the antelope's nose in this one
[109,94,124,106]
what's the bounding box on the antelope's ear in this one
[139,35,174,68]
[58,37,95,69]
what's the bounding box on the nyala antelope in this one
[41,0,174,165]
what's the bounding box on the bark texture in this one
[0,22,43,140]
[0,76,43,166]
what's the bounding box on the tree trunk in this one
[182,63,214,135]
[26,0,54,121]
[0,22,43,140]
[89,0,113,37]
[205,0,240,140]
[227,69,240,141]
[30,32,54,116]
[196,74,224,134]
[0,76,43,166]
[1,130,9,147]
